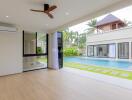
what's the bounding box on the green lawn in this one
[37,57,47,63]
[64,62,132,80]
[37,57,132,80]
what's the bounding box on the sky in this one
[69,5,132,33]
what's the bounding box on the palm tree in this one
[86,19,97,35]
[78,33,86,48]
[63,28,80,47]
[62,29,70,47]
[72,31,79,46]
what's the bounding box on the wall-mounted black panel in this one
[57,32,63,69]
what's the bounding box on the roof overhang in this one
[0,0,132,33]
[50,0,132,33]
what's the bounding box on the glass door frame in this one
[23,30,48,71]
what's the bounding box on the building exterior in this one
[96,14,126,32]
[86,14,132,60]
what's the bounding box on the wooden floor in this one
[0,69,132,100]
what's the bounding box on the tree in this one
[62,27,87,55]
[63,29,80,47]
[63,29,70,47]
[37,33,46,41]
[85,19,97,35]
[72,31,79,46]
[79,33,86,47]
[123,19,132,26]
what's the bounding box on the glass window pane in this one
[24,33,36,54]
[23,56,47,71]
[118,43,129,59]
[23,32,48,71]
[37,33,47,54]
[87,45,94,56]
[96,44,108,57]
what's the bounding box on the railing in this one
[86,25,132,43]
[88,25,132,36]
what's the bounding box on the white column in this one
[129,42,131,60]
[48,32,59,70]
[115,43,118,60]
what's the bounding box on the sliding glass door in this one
[118,42,129,59]
[87,45,94,57]
[23,31,48,71]
[88,44,116,58]
[96,44,108,58]
[87,43,130,59]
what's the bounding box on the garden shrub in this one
[63,47,79,56]
[37,47,43,54]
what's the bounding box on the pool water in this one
[64,57,132,70]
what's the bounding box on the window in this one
[118,42,129,59]
[96,44,108,57]
[23,31,48,71]
[23,32,48,56]
[37,33,47,54]
[87,45,94,56]
[112,24,116,30]
[24,32,36,55]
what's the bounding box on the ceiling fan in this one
[30,4,57,19]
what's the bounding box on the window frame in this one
[87,45,94,57]
[23,31,48,57]
[91,43,116,58]
[118,42,129,59]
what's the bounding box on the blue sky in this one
[69,5,132,33]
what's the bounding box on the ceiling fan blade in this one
[46,12,54,19]
[30,9,44,12]
[48,5,57,12]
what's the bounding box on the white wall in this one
[0,30,23,76]
[87,27,132,45]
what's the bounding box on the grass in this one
[36,57,132,80]
[37,57,47,63]
[64,62,132,80]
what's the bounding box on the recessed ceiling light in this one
[65,12,69,15]
[6,16,9,18]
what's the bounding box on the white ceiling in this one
[0,0,131,33]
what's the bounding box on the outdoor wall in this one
[0,30,23,76]
[87,27,132,45]
[100,24,111,31]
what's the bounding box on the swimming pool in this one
[64,57,132,70]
